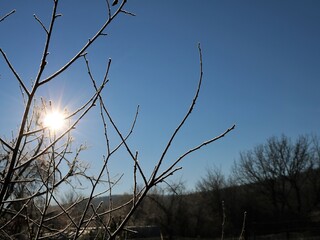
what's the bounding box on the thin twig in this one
[91,203,111,236]
[155,167,183,185]
[84,55,147,185]
[39,0,130,86]
[0,9,16,23]
[133,151,138,205]
[120,9,136,16]
[33,14,49,34]
[151,43,204,181]
[239,211,247,240]
[33,0,59,88]
[0,49,30,96]
[105,0,112,19]
[155,124,235,183]
[0,137,14,151]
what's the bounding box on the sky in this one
[1,0,320,195]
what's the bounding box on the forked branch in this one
[0,1,235,239]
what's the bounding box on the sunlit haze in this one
[43,110,66,132]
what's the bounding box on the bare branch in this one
[33,14,49,34]
[0,49,30,96]
[33,0,59,86]
[105,0,112,19]
[39,0,130,86]
[0,9,16,23]
[0,137,14,152]
[133,151,138,205]
[151,43,204,181]
[0,1,236,238]
[155,124,235,184]
[120,9,136,16]
[154,167,183,185]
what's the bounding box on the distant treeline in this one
[5,134,320,239]
[108,134,320,239]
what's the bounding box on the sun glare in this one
[43,110,66,131]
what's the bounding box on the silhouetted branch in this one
[155,123,235,184]
[0,137,13,152]
[0,9,15,23]
[33,14,49,34]
[39,0,132,86]
[151,43,205,181]
[120,9,136,16]
[0,49,30,96]
[0,1,235,239]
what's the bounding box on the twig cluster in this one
[0,1,235,239]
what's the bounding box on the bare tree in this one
[233,135,313,216]
[146,181,188,240]
[308,135,320,208]
[0,1,235,239]
[196,166,227,237]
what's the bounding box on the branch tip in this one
[33,14,49,34]
[120,9,136,17]
[0,9,16,23]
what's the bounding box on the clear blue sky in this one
[1,1,320,194]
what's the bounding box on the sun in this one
[43,110,66,131]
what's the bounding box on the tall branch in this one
[151,43,204,181]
